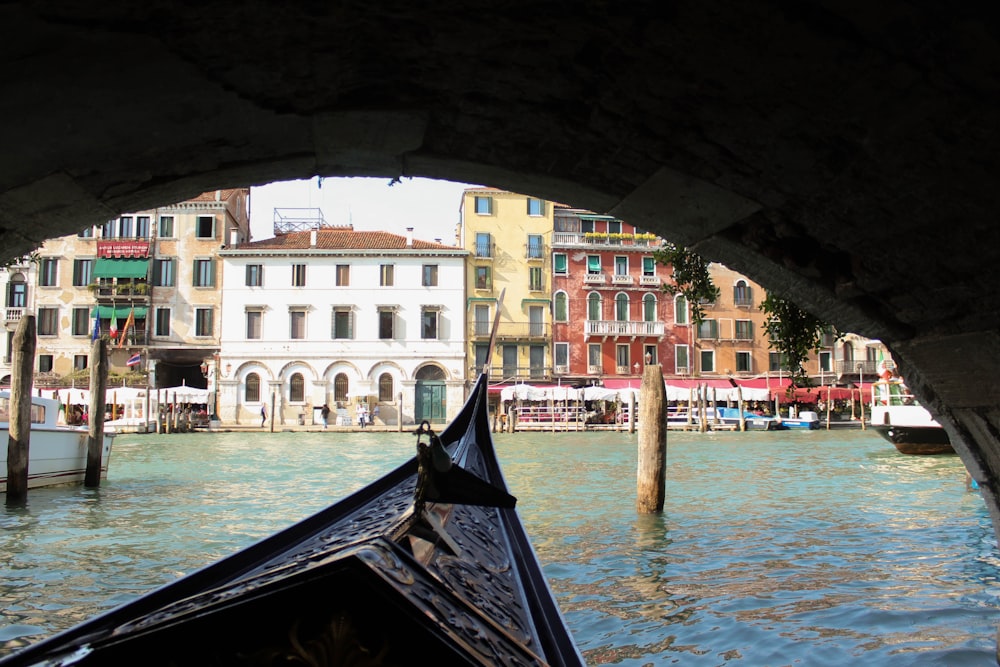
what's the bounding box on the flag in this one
[126,352,141,367]
[109,311,118,340]
[91,313,100,341]
[117,308,135,349]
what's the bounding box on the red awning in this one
[603,379,641,389]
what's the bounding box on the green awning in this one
[90,306,147,319]
[521,298,551,305]
[93,257,149,279]
[467,297,497,308]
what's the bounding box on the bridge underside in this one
[3,0,1000,620]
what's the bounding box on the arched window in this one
[245,372,260,402]
[643,293,657,321]
[416,365,446,381]
[553,291,568,322]
[289,372,305,402]
[7,273,26,308]
[674,294,689,325]
[587,292,601,321]
[378,373,394,402]
[615,293,629,321]
[334,373,349,402]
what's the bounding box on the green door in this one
[415,381,447,423]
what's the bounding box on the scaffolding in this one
[272,208,349,234]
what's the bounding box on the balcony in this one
[93,278,150,302]
[584,320,665,338]
[5,307,25,324]
[483,365,551,381]
[836,360,888,376]
[552,232,660,248]
[611,273,634,285]
[481,321,550,341]
[525,243,547,261]
[583,273,607,284]
[639,275,661,286]
[474,241,495,259]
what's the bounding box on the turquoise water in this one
[0,429,997,664]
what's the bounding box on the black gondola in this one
[0,372,585,666]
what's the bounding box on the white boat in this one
[0,392,116,491]
[869,380,953,455]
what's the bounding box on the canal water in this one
[1,428,997,665]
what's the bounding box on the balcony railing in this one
[552,232,660,248]
[94,279,150,301]
[481,365,551,381]
[836,360,889,375]
[477,322,550,340]
[585,320,665,337]
[5,307,25,323]
[474,241,494,259]
[583,273,607,284]
[525,243,547,260]
[639,275,661,286]
[611,274,634,285]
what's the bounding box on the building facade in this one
[217,225,468,427]
[4,189,249,392]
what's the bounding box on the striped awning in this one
[93,257,149,279]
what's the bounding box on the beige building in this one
[3,189,250,394]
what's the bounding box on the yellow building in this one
[457,188,554,382]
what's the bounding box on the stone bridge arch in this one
[3,0,1000,632]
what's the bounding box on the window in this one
[475,232,492,258]
[380,264,394,286]
[118,216,133,238]
[74,355,88,371]
[587,292,601,320]
[334,373,349,402]
[614,256,628,275]
[819,351,833,373]
[615,293,630,321]
[736,351,752,373]
[7,275,26,308]
[332,307,353,339]
[586,255,601,274]
[196,215,215,239]
[697,319,719,339]
[158,216,174,237]
[607,220,622,235]
[642,256,656,277]
[526,234,544,258]
[72,259,93,287]
[616,344,630,370]
[378,373,394,402]
[474,304,490,336]
[474,196,492,215]
[289,309,306,339]
[156,307,171,336]
[288,373,305,402]
[474,343,490,372]
[71,307,89,336]
[378,307,395,339]
[553,253,568,274]
[529,345,545,378]
[421,307,439,339]
[588,343,602,371]
[195,308,213,337]
[136,216,150,238]
[292,264,306,287]
[502,345,517,376]
[422,264,438,287]
[700,349,715,373]
[734,280,753,307]
[643,293,657,321]
[193,259,215,287]
[101,220,115,238]
[38,354,53,373]
[245,373,261,402]
[153,258,175,287]
[528,266,543,291]
[475,266,492,290]
[78,226,94,238]
[554,291,568,322]
[644,344,657,365]
[555,342,569,370]
[735,319,753,340]
[246,264,263,287]
[527,198,545,216]
[675,345,689,373]
[580,219,595,234]
[37,307,58,335]
[769,351,790,372]
[246,310,262,339]
[335,264,349,286]
[529,306,544,336]
[39,258,58,286]
[674,294,689,325]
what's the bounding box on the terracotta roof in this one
[187,189,245,202]
[244,229,458,251]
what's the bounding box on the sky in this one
[248,176,481,244]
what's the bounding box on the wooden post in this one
[737,386,746,431]
[699,384,708,432]
[6,315,36,504]
[859,387,866,430]
[269,391,276,432]
[826,388,832,430]
[85,338,108,487]
[397,393,403,432]
[712,387,719,427]
[637,364,667,513]
[628,390,637,434]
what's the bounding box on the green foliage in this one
[760,294,835,386]
[1,251,40,270]
[652,242,720,324]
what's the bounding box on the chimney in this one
[310,225,318,247]
[406,227,414,247]
[229,228,239,247]
[434,238,442,244]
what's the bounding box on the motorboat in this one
[0,391,115,492]
[869,380,954,455]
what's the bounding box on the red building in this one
[550,207,690,387]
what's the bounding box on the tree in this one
[653,242,719,324]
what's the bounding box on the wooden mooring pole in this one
[86,338,108,487]
[6,315,36,505]
[637,364,667,513]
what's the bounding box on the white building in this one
[217,225,468,427]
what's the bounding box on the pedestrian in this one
[260,404,267,428]
[372,404,379,425]
[321,403,330,429]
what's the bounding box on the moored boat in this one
[0,391,115,492]
[0,373,585,666]
[779,410,820,430]
[869,380,954,455]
